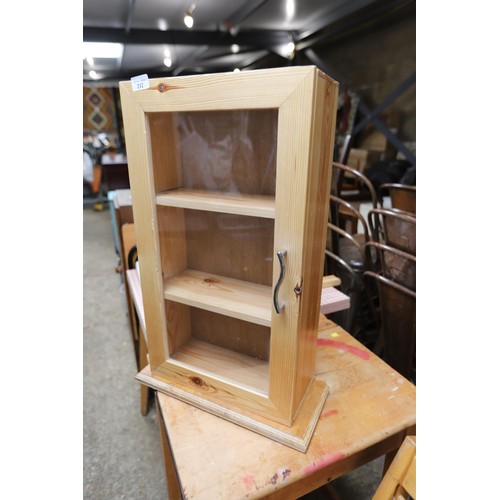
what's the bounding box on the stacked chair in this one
[325,162,379,343]
[364,184,416,383]
[325,157,417,384]
[379,183,416,214]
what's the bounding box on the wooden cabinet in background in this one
[119,66,338,451]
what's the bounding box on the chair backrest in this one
[332,161,378,208]
[365,241,416,291]
[325,249,361,332]
[368,208,416,255]
[364,271,416,381]
[380,183,416,214]
[329,194,370,238]
[338,133,352,165]
[327,221,366,271]
[373,435,416,500]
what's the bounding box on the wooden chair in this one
[380,183,416,214]
[373,435,416,500]
[364,271,416,382]
[368,208,416,256]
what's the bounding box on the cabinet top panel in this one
[119,65,338,112]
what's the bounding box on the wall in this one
[313,7,416,145]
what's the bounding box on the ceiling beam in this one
[222,0,269,33]
[297,0,414,50]
[124,0,136,33]
[83,27,290,48]
[297,0,376,41]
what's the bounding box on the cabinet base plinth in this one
[136,365,328,453]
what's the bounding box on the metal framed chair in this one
[365,241,416,291]
[364,271,416,382]
[368,208,416,256]
[324,249,362,334]
[332,161,379,207]
[379,183,416,214]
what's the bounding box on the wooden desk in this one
[126,268,412,498]
[155,316,416,499]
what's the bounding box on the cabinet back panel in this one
[190,308,270,361]
[178,109,277,196]
[185,211,274,286]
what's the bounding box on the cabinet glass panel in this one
[149,109,278,393]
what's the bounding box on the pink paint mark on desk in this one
[303,452,346,474]
[317,338,370,360]
[242,474,255,492]
[320,409,339,419]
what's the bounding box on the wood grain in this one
[138,365,328,452]
[373,435,416,500]
[154,317,416,499]
[164,269,272,327]
[119,67,319,112]
[322,275,341,288]
[184,210,274,286]
[118,87,170,369]
[190,307,270,361]
[156,188,275,218]
[170,338,270,394]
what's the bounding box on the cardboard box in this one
[346,148,381,173]
[359,130,397,160]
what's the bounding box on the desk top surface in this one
[156,316,416,499]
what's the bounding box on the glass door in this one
[152,109,278,396]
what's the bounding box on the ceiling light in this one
[286,0,295,20]
[285,41,295,59]
[89,70,98,80]
[233,68,240,73]
[83,42,123,59]
[184,14,194,28]
[158,18,168,31]
[86,56,94,66]
[184,4,196,28]
[231,44,240,54]
[164,57,172,68]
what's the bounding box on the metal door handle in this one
[273,249,287,314]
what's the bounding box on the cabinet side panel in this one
[293,73,338,412]
[157,206,190,354]
[118,84,169,368]
[157,206,187,278]
[148,112,183,192]
[165,300,191,355]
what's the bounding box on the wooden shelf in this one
[156,188,275,219]
[168,338,269,394]
[164,269,272,327]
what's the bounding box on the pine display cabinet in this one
[119,66,338,451]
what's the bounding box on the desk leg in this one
[155,393,183,500]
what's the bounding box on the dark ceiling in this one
[83,0,414,85]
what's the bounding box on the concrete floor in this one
[83,205,383,500]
